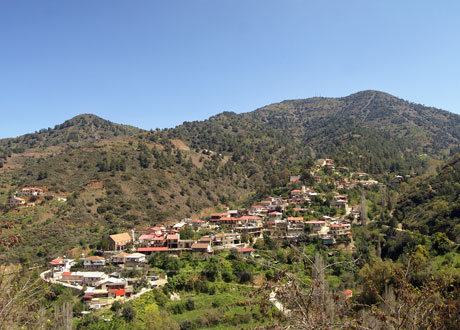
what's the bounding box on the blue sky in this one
[1,0,460,138]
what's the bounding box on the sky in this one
[1,0,460,138]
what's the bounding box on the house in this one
[7,196,25,207]
[61,271,106,286]
[84,256,106,270]
[210,213,229,220]
[330,223,351,237]
[16,187,44,197]
[290,175,301,183]
[184,219,205,229]
[173,222,187,230]
[290,190,304,198]
[191,243,213,255]
[287,217,304,224]
[49,258,66,268]
[213,233,241,247]
[109,233,132,251]
[236,247,255,258]
[138,234,156,247]
[333,195,348,208]
[305,220,327,232]
[268,212,283,220]
[198,236,212,245]
[147,227,165,235]
[124,253,147,267]
[137,247,169,255]
[215,217,240,228]
[166,234,179,249]
[260,200,272,208]
[249,205,267,215]
[234,224,263,238]
[178,240,195,250]
[111,252,130,264]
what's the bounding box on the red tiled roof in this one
[49,258,65,265]
[139,234,155,241]
[138,247,169,252]
[237,248,255,253]
[167,234,179,240]
[343,289,352,295]
[62,272,72,276]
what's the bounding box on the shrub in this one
[185,298,195,311]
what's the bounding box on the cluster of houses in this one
[47,254,148,309]
[43,158,386,308]
[6,186,67,207]
[7,187,44,207]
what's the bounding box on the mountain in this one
[2,90,460,262]
[171,90,460,175]
[0,114,143,154]
[393,153,460,239]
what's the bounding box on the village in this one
[32,158,390,310]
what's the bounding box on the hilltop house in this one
[16,187,44,197]
[7,196,25,207]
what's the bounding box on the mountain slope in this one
[393,153,460,239]
[2,90,460,262]
[171,90,460,175]
[0,114,143,153]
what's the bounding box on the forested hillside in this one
[1,91,460,263]
[172,90,460,175]
[393,153,460,239]
[0,114,142,155]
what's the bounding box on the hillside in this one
[1,90,460,262]
[393,153,460,239]
[0,114,142,155]
[172,90,460,175]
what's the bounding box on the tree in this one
[142,303,179,330]
[360,189,368,226]
[122,305,136,322]
[431,232,451,255]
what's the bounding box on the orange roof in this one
[287,217,304,222]
[109,233,131,243]
[167,234,179,240]
[305,220,325,224]
[138,247,168,252]
[49,258,65,265]
[237,248,255,253]
[85,256,104,261]
[219,217,238,221]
